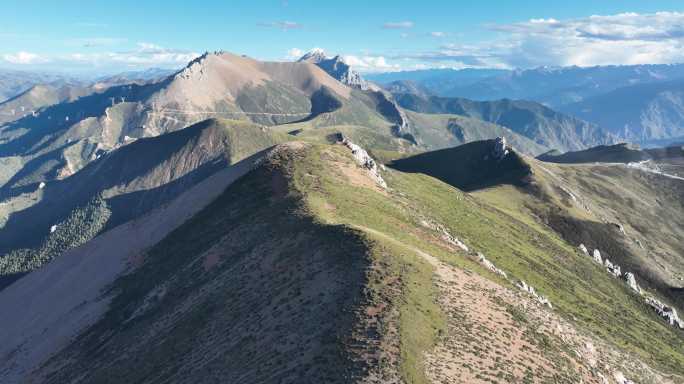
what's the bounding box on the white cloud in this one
[343,55,400,72]
[389,12,684,69]
[67,43,199,68]
[137,42,164,51]
[430,31,446,38]
[257,21,303,30]
[489,11,684,67]
[2,51,49,65]
[286,48,303,60]
[383,21,414,29]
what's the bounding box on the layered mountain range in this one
[371,64,684,146]
[0,50,682,384]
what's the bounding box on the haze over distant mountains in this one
[368,63,684,146]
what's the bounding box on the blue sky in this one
[1,0,684,74]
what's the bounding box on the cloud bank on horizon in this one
[367,12,684,71]
[2,11,684,74]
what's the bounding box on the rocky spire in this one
[298,49,369,90]
[492,137,509,160]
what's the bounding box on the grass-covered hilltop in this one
[0,50,682,384]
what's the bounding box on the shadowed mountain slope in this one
[0,84,97,125]
[1,142,682,383]
[0,118,282,279]
[389,139,533,191]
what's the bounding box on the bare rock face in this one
[613,371,636,384]
[579,243,589,255]
[603,258,622,278]
[477,252,507,279]
[419,219,468,252]
[623,272,641,294]
[516,280,553,309]
[297,48,327,63]
[339,135,387,188]
[298,49,369,90]
[492,137,509,160]
[645,297,684,329]
[369,90,415,144]
[587,246,683,329]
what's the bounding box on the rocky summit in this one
[299,49,369,90]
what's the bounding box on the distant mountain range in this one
[560,79,684,146]
[372,64,684,145]
[93,67,178,86]
[0,70,83,103]
[370,64,684,106]
[537,142,684,165]
[365,68,509,93]
[393,92,615,152]
[0,50,683,383]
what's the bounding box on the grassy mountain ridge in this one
[1,55,683,384]
[402,111,549,155]
[537,143,650,163]
[2,141,681,383]
[392,140,684,305]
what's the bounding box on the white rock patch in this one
[340,136,387,189]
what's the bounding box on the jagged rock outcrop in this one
[298,49,369,90]
[603,258,622,278]
[477,252,507,278]
[611,222,626,235]
[581,245,683,329]
[492,137,509,160]
[645,297,684,329]
[579,243,588,255]
[297,48,327,63]
[623,272,641,294]
[517,280,553,308]
[367,90,415,144]
[420,219,469,252]
[297,49,415,144]
[613,371,636,384]
[338,135,387,188]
